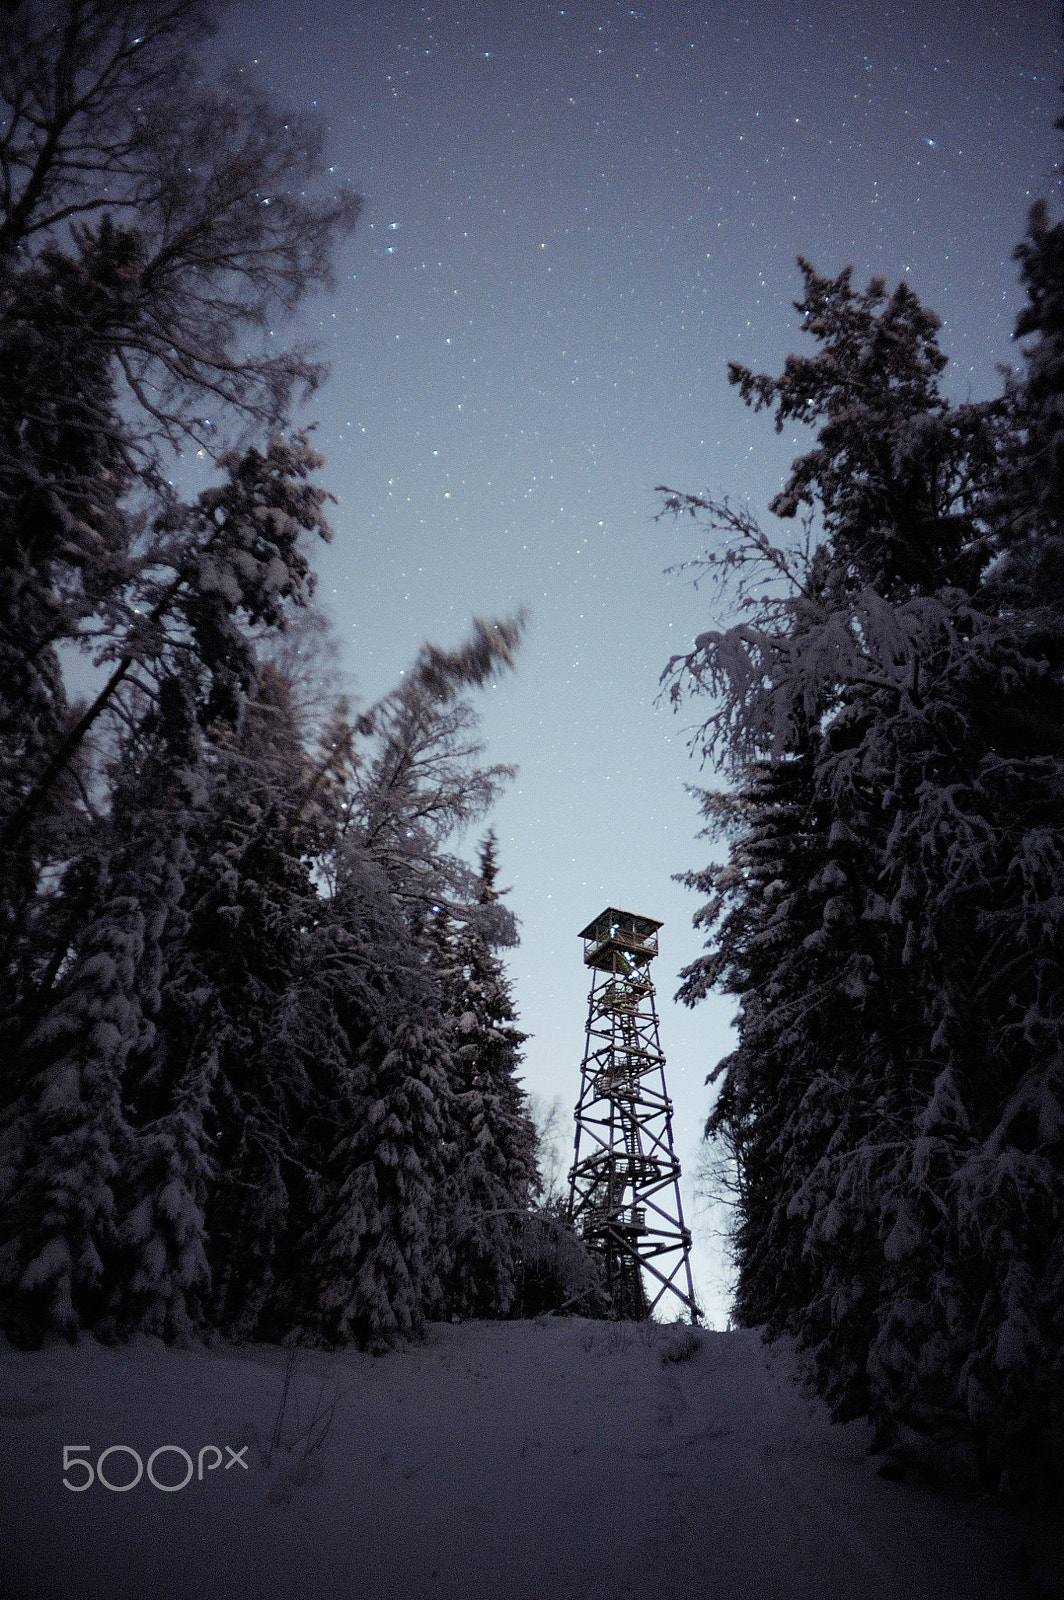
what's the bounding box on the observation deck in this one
[579,907,662,972]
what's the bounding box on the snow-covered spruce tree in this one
[432,832,539,1320]
[0,225,142,1046]
[85,672,206,1344]
[0,662,198,1346]
[0,883,144,1344]
[664,252,1064,1490]
[148,662,335,1343]
[296,862,453,1352]
[0,633,202,1348]
[294,620,526,1350]
[926,194,1064,1493]
[680,758,832,1335]
[0,435,336,1344]
[107,439,336,1341]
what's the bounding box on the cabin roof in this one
[578,907,663,940]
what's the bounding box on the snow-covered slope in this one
[0,1319,1059,1600]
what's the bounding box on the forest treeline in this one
[666,174,1064,1491]
[0,1,595,1353]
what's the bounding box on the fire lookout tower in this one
[566,908,699,1321]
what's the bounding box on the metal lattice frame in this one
[566,908,700,1321]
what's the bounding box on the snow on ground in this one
[0,1318,1061,1600]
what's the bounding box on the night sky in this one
[214,1,1058,1320]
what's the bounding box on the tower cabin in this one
[578,908,662,974]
